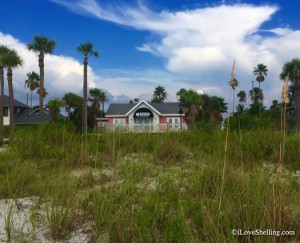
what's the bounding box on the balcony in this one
[102,123,188,133]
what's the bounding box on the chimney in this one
[133,98,139,103]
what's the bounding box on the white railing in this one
[102,123,188,132]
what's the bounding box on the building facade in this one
[105,100,187,132]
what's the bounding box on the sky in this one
[0,0,300,110]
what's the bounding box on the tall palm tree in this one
[151,86,167,103]
[77,42,99,135]
[0,45,10,145]
[24,71,40,107]
[27,35,56,123]
[1,49,23,136]
[253,63,268,116]
[280,58,300,130]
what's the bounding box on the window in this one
[3,107,8,117]
[167,118,180,130]
[113,119,126,125]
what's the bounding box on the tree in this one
[28,35,56,123]
[77,42,99,135]
[177,89,201,130]
[280,58,300,130]
[62,92,83,121]
[1,49,23,136]
[253,63,268,116]
[151,86,167,103]
[249,87,263,103]
[237,90,246,105]
[24,71,40,107]
[0,45,10,145]
[89,88,107,127]
[207,96,227,123]
[46,98,64,122]
[37,87,48,98]
[237,90,247,113]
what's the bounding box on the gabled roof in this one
[14,108,65,125]
[125,100,161,116]
[106,100,183,116]
[3,95,28,108]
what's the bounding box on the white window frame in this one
[113,118,126,126]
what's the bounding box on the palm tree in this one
[249,87,263,103]
[280,58,300,130]
[27,35,56,123]
[253,63,268,116]
[207,96,227,123]
[24,71,40,107]
[0,45,10,145]
[151,86,167,103]
[46,98,64,122]
[1,49,23,136]
[77,42,99,135]
[37,87,48,98]
[237,90,247,112]
[89,88,107,127]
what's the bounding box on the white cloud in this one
[6,0,300,109]
[50,0,295,108]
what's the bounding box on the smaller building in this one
[2,95,65,125]
[105,100,187,132]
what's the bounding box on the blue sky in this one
[0,0,300,108]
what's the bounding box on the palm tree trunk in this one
[38,52,44,123]
[30,90,33,107]
[102,100,104,118]
[259,82,261,117]
[83,55,88,135]
[7,67,14,136]
[232,90,235,113]
[0,66,4,145]
[296,77,300,131]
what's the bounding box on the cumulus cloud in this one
[0,32,97,105]
[7,0,300,109]
[49,0,300,108]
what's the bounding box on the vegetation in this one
[24,71,40,107]
[0,45,10,146]
[151,86,167,103]
[77,42,99,136]
[46,98,65,122]
[280,58,300,130]
[253,63,268,116]
[1,33,300,242]
[1,48,23,137]
[27,35,56,122]
[89,88,107,127]
[0,123,299,242]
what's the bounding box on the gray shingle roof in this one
[106,101,183,116]
[3,95,28,108]
[14,108,65,125]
